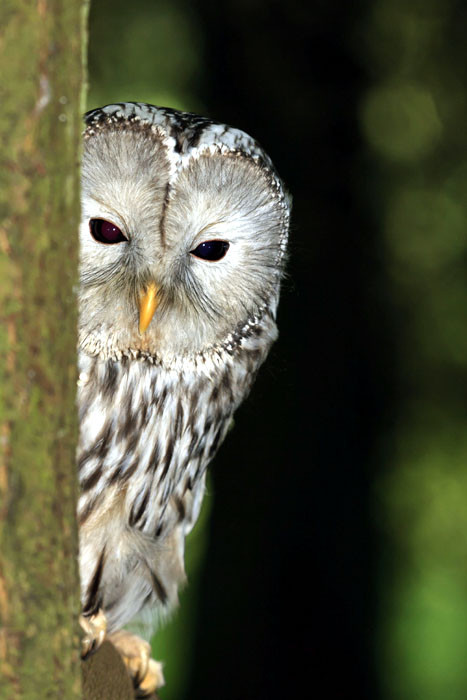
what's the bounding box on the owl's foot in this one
[109,629,165,697]
[80,608,108,659]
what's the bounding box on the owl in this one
[78,102,290,695]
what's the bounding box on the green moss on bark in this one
[0,1,88,697]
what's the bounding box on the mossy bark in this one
[0,1,89,697]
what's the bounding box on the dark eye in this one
[190,240,230,261]
[90,219,127,244]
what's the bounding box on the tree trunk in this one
[0,1,88,697]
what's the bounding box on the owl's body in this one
[78,103,289,655]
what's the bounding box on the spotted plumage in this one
[78,102,290,684]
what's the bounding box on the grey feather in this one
[78,103,290,635]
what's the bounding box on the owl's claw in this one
[109,629,165,697]
[80,609,108,659]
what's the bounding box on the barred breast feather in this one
[77,313,276,634]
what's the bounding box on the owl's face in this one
[79,104,289,363]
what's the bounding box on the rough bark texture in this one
[82,642,134,700]
[0,1,88,697]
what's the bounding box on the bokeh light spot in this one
[385,189,466,270]
[361,83,442,162]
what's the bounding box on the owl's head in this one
[79,103,290,365]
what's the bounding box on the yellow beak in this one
[139,282,160,334]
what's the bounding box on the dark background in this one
[88,2,467,698]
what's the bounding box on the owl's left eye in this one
[190,240,230,261]
[90,219,127,244]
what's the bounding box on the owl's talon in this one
[136,658,165,697]
[109,629,165,696]
[80,609,108,659]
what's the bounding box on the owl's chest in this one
[77,352,237,536]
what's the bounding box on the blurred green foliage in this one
[361,0,467,698]
[88,0,204,113]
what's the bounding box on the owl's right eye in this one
[89,219,127,244]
